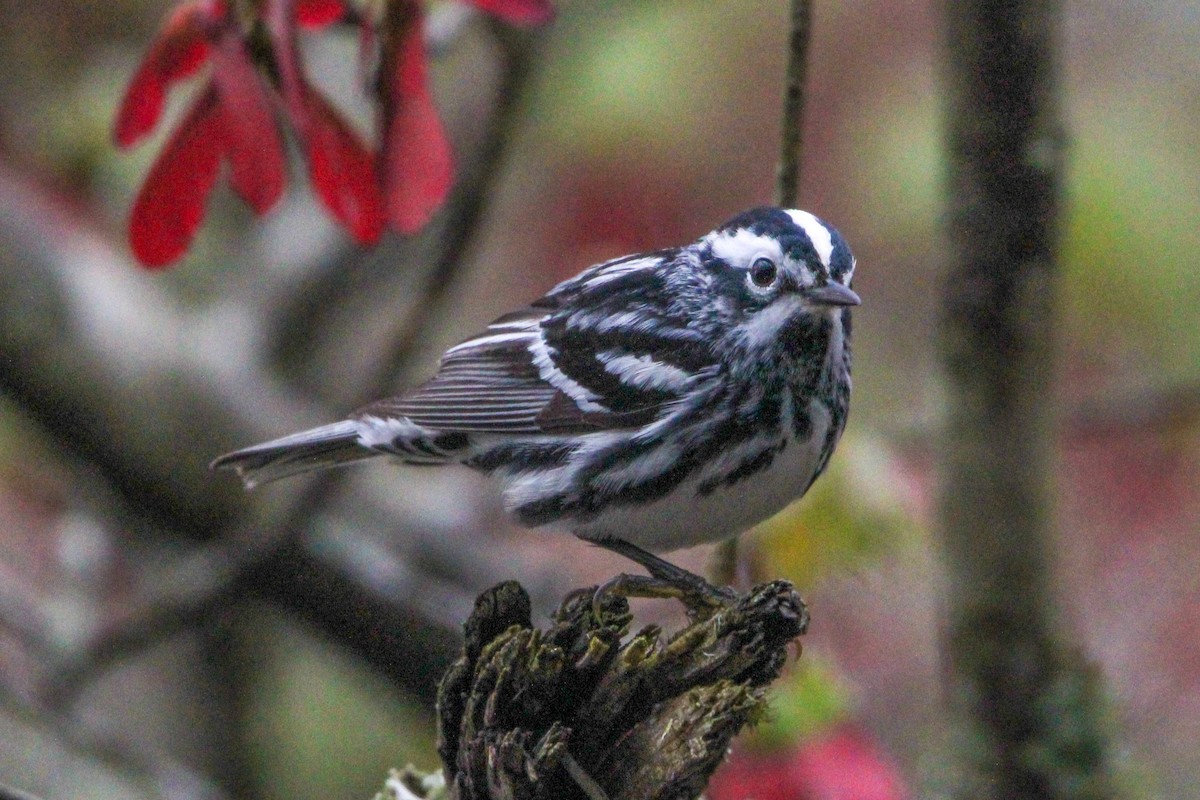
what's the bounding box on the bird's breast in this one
[573,396,834,553]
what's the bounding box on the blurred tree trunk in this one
[939,2,1116,799]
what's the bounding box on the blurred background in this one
[0,0,1198,798]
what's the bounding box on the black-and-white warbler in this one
[214,207,857,586]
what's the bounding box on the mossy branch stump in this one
[410,579,807,800]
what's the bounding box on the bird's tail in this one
[211,420,377,488]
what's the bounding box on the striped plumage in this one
[214,207,858,555]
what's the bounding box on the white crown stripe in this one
[785,209,834,269]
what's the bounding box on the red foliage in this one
[115,0,554,268]
[469,0,554,26]
[265,0,386,245]
[127,87,224,267]
[117,0,285,266]
[210,34,286,215]
[708,725,909,800]
[380,2,452,233]
[295,0,347,28]
[302,91,387,245]
[114,1,217,148]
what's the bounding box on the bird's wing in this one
[358,314,567,434]
[356,251,719,435]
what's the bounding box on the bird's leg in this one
[586,535,738,618]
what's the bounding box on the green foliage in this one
[543,1,734,149]
[750,657,854,750]
[850,89,941,236]
[239,608,438,800]
[1061,101,1200,388]
[753,434,919,588]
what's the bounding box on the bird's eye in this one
[748,257,778,288]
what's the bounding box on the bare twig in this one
[0,783,44,800]
[711,0,814,589]
[776,0,814,210]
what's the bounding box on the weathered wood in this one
[428,581,807,800]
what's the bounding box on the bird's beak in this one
[804,283,861,307]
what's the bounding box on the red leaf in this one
[267,0,383,242]
[304,91,385,244]
[263,0,307,118]
[709,726,909,800]
[210,33,286,214]
[469,0,554,26]
[128,87,224,267]
[789,726,908,800]
[381,7,452,233]
[708,752,794,800]
[114,1,223,148]
[296,0,347,28]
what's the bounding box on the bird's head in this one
[697,207,858,353]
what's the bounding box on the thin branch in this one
[712,0,814,589]
[0,784,44,800]
[776,0,814,209]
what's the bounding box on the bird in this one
[213,206,858,600]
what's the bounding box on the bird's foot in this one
[586,536,738,620]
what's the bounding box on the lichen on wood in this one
[410,579,808,800]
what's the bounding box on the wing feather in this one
[357,329,563,433]
[355,251,709,435]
